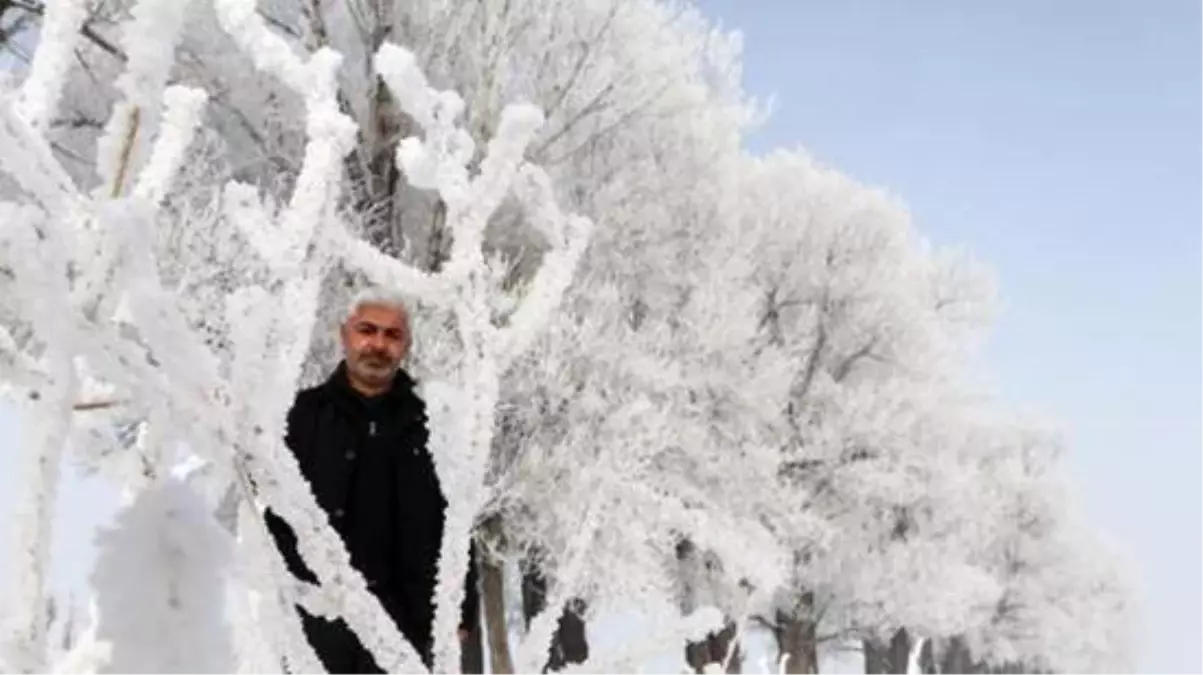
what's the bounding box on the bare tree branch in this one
[259,9,300,38]
[50,113,102,130]
[5,0,127,61]
[48,138,92,167]
[73,399,126,412]
[831,337,881,383]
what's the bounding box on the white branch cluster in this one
[0,0,591,673]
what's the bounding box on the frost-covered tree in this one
[926,415,1135,674]
[725,149,1130,675]
[0,0,591,672]
[727,149,999,672]
[484,90,807,671]
[2,0,769,671]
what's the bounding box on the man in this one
[265,289,479,672]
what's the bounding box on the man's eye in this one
[384,330,402,340]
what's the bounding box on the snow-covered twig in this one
[95,0,198,197]
[13,0,88,129]
[212,0,309,93]
[131,86,209,205]
[223,183,283,270]
[498,166,593,368]
[329,226,450,305]
[227,498,322,674]
[0,193,79,674]
[0,100,87,218]
[2,359,77,674]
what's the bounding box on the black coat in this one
[265,362,479,672]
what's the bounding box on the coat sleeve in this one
[263,399,319,585]
[459,538,481,633]
[264,508,319,584]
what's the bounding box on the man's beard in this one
[357,353,397,376]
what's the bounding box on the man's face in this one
[340,303,411,389]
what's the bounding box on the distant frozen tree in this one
[488,121,811,673]
[939,416,1135,674]
[726,148,1132,675]
[727,149,1004,671]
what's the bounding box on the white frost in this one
[90,479,235,673]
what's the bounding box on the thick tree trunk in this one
[553,598,589,668]
[918,636,936,674]
[890,625,914,673]
[521,556,546,626]
[481,556,514,674]
[711,621,742,673]
[938,635,967,673]
[685,621,742,674]
[939,635,978,674]
[675,538,740,673]
[460,619,484,674]
[521,553,589,672]
[865,639,889,674]
[771,608,817,674]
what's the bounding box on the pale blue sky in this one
[693,0,1200,672]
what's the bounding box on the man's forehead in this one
[348,304,408,327]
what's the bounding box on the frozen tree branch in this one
[206,2,425,670]
[363,39,594,672]
[3,0,127,63]
[94,0,198,197]
[12,0,86,129]
[0,100,86,217]
[0,200,78,673]
[498,165,592,368]
[130,86,208,204]
[330,225,450,303]
[89,480,235,672]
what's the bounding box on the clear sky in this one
[692,0,1201,672]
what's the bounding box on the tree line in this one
[0,1,1131,672]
